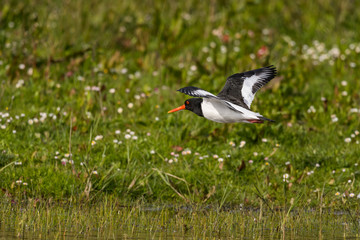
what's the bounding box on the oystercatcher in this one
[168,65,277,123]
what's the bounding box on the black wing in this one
[217,65,277,109]
[177,86,219,99]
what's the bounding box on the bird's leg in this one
[247,119,264,123]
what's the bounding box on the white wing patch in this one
[241,75,259,108]
[241,71,272,108]
[192,89,217,98]
[178,87,219,99]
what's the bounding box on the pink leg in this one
[247,119,264,123]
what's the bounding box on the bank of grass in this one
[0,0,360,227]
[1,197,359,239]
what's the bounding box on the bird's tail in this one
[258,116,275,122]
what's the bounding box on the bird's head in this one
[168,98,203,117]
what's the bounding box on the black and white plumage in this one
[168,66,277,123]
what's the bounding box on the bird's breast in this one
[201,99,248,123]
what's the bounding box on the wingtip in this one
[177,87,187,94]
[265,65,277,76]
[177,86,195,92]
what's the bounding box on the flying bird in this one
[168,65,277,123]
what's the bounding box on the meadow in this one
[1,0,360,238]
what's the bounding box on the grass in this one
[1,197,359,239]
[1,0,360,237]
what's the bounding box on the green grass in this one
[1,0,360,237]
[1,197,359,239]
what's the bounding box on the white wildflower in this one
[331,114,338,122]
[307,105,316,113]
[283,174,289,182]
[61,158,68,165]
[15,79,24,88]
[94,135,103,141]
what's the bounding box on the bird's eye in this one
[186,101,189,105]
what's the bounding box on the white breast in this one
[201,99,259,123]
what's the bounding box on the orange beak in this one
[168,104,185,113]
